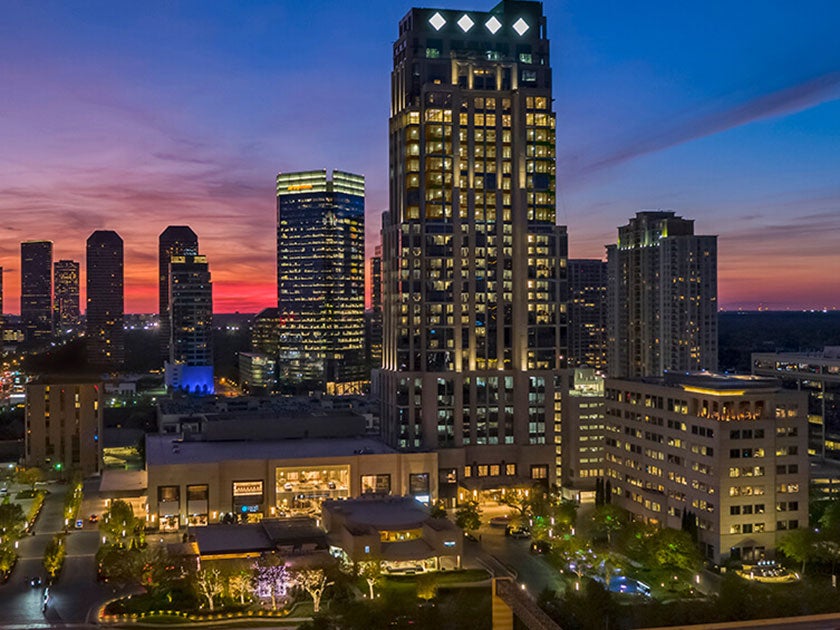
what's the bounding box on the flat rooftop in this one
[324,496,443,530]
[631,372,781,393]
[146,434,396,467]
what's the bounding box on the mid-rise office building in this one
[159,226,198,360]
[607,211,717,378]
[165,254,213,394]
[568,259,607,370]
[86,230,125,370]
[238,352,276,395]
[276,169,366,395]
[604,373,808,563]
[21,241,53,344]
[380,1,565,493]
[54,259,81,333]
[25,377,103,476]
[753,348,840,460]
[559,368,605,500]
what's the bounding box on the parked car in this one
[489,515,510,528]
[88,514,99,523]
[464,531,479,543]
[75,519,84,529]
[508,527,531,540]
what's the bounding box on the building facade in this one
[568,259,607,370]
[146,434,438,531]
[166,254,213,394]
[276,169,366,395]
[21,240,53,344]
[86,230,125,370]
[25,378,103,476]
[380,1,565,493]
[159,226,199,360]
[367,244,383,370]
[238,352,276,395]
[607,211,717,378]
[603,373,808,564]
[559,368,605,499]
[753,348,840,460]
[53,259,81,333]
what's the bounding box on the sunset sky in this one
[1,0,839,313]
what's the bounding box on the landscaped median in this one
[97,602,310,626]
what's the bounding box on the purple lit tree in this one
[254,555,291,610]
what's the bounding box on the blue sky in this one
[0,0,838,311]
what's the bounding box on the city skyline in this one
[1,1,839,313]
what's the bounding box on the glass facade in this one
[276,170,366,394]
[275,464,351,515]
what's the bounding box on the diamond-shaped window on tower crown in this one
[485,15,502,34]
[429,12,446,31]
[512,17,529,36]
[457,14,474,32]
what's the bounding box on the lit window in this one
[512,17,529,36]
[485,16,502,34]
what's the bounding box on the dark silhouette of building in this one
[21,241,53,344]
[367,244,383,370]
[159,226,198,360]
[165,253,213,394]
[568,259,607,370]
[276,169,366,395]
[54,259,81,333]
[86,230,124,370]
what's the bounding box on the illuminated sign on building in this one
[233,480,264,497]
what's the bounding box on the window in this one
[440,468,457,484]
[463,466,472,478]
[489,464,500,476]
[361,474,391,494]
[530,465,548,480]
[186,484,208,502]
[505,463,517,476]
[158,486,179,503]
[477,465,489,477]
[409,473,430,501]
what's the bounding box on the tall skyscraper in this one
[606,211,717,378]
[86,230,125,370]
[568,259,607,370]
[275,169,366,395]
[159,226,198,360]
[165,254,213,394]
[54,259,81,333]
[381,1,566,491]
[0,266,4,328]
[21,241,53,344]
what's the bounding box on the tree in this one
[255,554,291,610]
[294,567,333,613]
[226,564,253,604]
[591,504,625,546]
[777,528,818,575]
[44,534,66,579]
[100,499,144,549]
[0,540,17,575]
[416,572,438,601]
[455,500,481,532]
[195,566,224,611]
[499,489,530,520]
[819,500,840,541]
[0,502,25,535]
[429,501,447,519]
[604,479,612,504]
[595,478,604,507]
[648,528,703,573]
[16,467,42,490]
[358,560,382,600]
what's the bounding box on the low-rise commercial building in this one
[146,434,438,531]
[322,495,462,571]
[604,373,808,564]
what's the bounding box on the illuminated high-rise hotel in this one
[381,1,566,491]
[275,169,366,395]
[607,211,718,378]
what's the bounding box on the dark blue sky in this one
[1,0,838,311]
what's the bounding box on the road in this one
[0,478,115,628]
